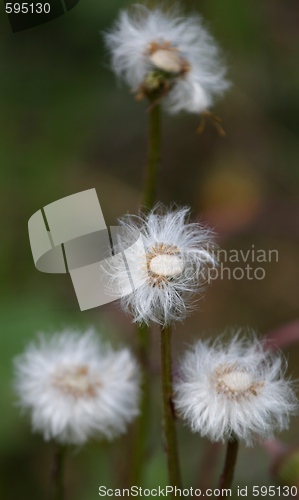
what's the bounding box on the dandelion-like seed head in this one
[106,205,216,326]
[104,5,229,114]
[174,332,298,445]
[14,330,141,445]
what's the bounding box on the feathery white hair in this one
[106,205,216,326]
[104,4,229,114]
[174,332,298,445]
[14,329,141,445]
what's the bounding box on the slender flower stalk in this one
[161,324,182,491]
[50,444,66,500]
[131,99,161,485]
[218,433,239,494]
[131,103,161,482]
[130,322,151,485]
[143,103,161,211]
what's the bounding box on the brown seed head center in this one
[147,41,190,75]
[213,363,263,400]
[145,243,183,287]
[52,364,101,399]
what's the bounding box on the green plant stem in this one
[218,434,239,495]
[130,322,150,485]
[160,324,182,493]
[131,104,161,482]
[50,444,66,500]
[142,104,161,211]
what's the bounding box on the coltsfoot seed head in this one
[105,205,216,326]
[104,5,229,113]
[14,329,141,445]
[174,332,298,445]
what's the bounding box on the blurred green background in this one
[1,0,299,498]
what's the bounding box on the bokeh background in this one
[1,0,299,498]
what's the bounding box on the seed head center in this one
[149,49,184,74]
[149,254,183,277]
[147,41,190,75]
[52,364,100,399]
[220,371,253,393]
[213,364,260,399]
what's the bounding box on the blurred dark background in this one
[1,0,299,498]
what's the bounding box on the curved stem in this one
[142,104,161,212]
[50,444,66,500]
[160,324,182,493]
[218,434,239,495]
[130,322,150,485]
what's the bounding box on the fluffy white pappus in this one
[14,329,141,445]
[104,4,229,114]
[174,332,298,445]
[106,205,216,326]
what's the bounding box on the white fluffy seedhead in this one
[104,4,229,113]
[106,205,216,326]
[14,329,141,445]
[174,331,298,445]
